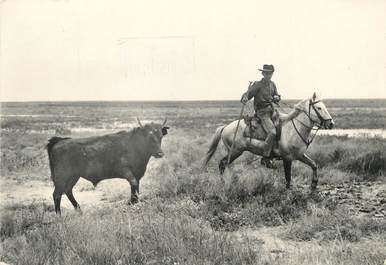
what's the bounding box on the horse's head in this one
[295,93,334,129]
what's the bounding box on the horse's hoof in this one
[261,158,276,169]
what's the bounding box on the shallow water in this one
[2,126,386,139]
[319,129,386,139]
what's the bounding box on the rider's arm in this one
[241,82,258,103]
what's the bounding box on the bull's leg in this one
[65,190,81,212]
[65,177,81,211]
[128,178,139,204]
[53,187,63,215]
[283,159,292,189]
[298,154,318,191]
[219,151,243,175]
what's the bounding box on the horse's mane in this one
[277,99,308,122]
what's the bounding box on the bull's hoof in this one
[286,183,293,190]
[75,207,83,214]
[129,198,138,205]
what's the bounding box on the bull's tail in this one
[201,125,225,170]
[46,137,70,180]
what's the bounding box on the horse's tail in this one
[201,125,225,170]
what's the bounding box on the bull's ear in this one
[161,126,169,136]
[137,117,144,128]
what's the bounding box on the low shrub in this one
[339,150,386,177]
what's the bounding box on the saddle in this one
[243,111,282,141]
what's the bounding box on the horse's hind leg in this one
[283,159,292,189]
[298,154,318,191]
[53,187,63,215]
[219,157,227,175]
[219,151,243,175]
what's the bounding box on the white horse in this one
[202,93,334,191]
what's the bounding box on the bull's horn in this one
[162,118,167,126]
[136,117,144,128]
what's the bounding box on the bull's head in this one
[137,118,169,158]
[161,118,169,136]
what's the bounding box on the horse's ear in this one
[312,92,317,101]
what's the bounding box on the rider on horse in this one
[241,64,281,168]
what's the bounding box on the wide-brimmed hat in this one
[258,64,275,72]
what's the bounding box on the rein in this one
[276,100,325,148]
[291,119,320,148]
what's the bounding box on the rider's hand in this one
[241,95,248,105]
[273,95,281,103]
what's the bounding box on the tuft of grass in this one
[0,202,52,241]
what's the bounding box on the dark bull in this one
[47,119,169,215]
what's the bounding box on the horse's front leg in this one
[283,159,292,189]
[297,153,318,191]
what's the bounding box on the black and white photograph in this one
[0,0,385,264]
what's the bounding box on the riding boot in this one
[263,133,276,157]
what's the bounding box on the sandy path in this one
[1,176,385,216]
[233,226,314,257]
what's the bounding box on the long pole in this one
[226,104,245,167]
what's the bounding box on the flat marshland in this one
[1,99,385,265]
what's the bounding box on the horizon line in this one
[1,97,386,104]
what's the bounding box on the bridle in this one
[288,99,331,147]
[307,99,330,128]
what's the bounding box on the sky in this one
[1,0,385,101]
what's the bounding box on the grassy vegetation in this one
[284,205,386,242]
[1,194,385,265]
[1,100,386,265]
[0,201,260,265]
